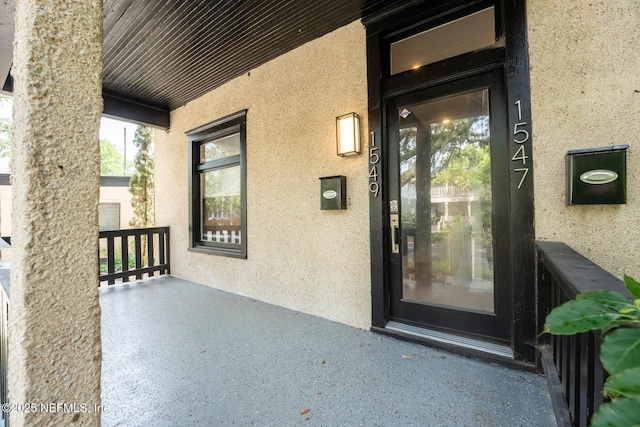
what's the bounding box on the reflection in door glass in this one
[398,89,494,313]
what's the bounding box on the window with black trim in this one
[187,110,247,258]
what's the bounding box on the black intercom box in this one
[320,175,347,210]
[566,145,628,205]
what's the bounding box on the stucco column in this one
[9,0,103,426]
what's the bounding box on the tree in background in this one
[100,139,125,176]
[129,126,154,228]
[0,95,11,158]
[0,117,9,158]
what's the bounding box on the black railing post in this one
[166,227,170,275]
[159,230,166,275]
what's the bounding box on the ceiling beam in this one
[1,83,170,129]
[102,93,170,129]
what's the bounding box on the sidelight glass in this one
[398,88,494,313]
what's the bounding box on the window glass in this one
[200,133,240,163]
[201,166,242,244]
[390,7,495,75]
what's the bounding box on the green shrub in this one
[99,254,136,273]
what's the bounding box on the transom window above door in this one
[390,6,496,75]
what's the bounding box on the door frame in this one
[364,0,536,364]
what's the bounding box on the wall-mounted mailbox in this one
[320,175,347,210]
[566,145,628,205]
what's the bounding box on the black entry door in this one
[386,70,511,344]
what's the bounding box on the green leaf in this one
[601,328,640,376]
[604,367,640,398]
[544,299,622,335]
[590,397,640,427]
[625,275,640,299]
[577,290,634,311]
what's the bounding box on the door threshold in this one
[381,320,515,361]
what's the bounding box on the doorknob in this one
[390,213,399,254]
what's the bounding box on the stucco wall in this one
[527,2,640,278]
[155,21,371,329]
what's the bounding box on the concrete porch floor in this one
[100,277,555,426]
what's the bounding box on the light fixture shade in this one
[336,112,361,156]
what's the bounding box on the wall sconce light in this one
[336,112,361,156]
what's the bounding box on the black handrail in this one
[536,241,631,427]
[99,227,170,285]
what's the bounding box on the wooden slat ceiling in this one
[1,0,404,117]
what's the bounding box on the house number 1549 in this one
[369,131,380,197]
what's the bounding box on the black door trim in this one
[366,0,536,364]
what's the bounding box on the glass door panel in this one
[387,70,510,343]
[398,89,494,314]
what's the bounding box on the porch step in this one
[384,320,514,359]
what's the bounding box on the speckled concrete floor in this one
[100,277,555,427]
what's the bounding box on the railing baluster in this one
[107,236,115,285]
[121,235,129,283]
[147,232,154,277]
[569,334,579,425]
[134,234,142,280]
[561,334,570,400]
[592,331,605,412]
[578,333,589,427]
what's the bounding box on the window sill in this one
[188,246,247,259]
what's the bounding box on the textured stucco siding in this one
[155,21,371,329]
[9,0,103,425]
[528,1,640,278]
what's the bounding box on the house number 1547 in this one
[513,100,530,190]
